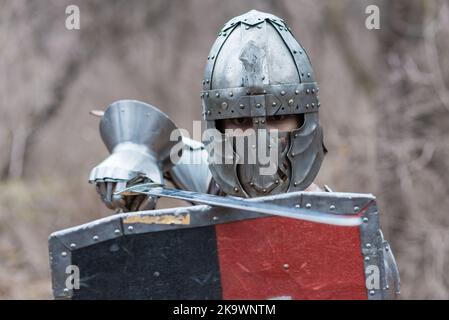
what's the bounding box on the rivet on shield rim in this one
[127,226,134,232]
[70,243,76,249]
[114,229,121,235]
[61,251,67,257]
[364,256,370,261]
[362,217,369,223]
[234,187,239,192]
[305,203,312,209]
[93,235,99,241]
[369,290,375,296]
[354,206,360,212]
[283,264,289,270]
[329,205,336,211]
[213,216,219,221]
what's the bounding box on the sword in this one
[115,182,362,227]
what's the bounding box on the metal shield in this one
[49,191,399,299]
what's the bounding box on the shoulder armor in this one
[167,136,212,193]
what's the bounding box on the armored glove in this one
[94,174,157,212]
[89,99,180,213]
[89,142,164,212]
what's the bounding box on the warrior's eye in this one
[266,114,305,131]
[232,118,250,125]
[271,115,286,121]
[216,117,253,133]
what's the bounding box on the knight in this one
[90,10,326,209]
[85,10,400,299]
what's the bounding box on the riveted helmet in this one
[201,10,325,197]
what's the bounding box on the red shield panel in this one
[216,217,366,300]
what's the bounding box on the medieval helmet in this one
[201,10,325,197]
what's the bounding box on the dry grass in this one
[0,178,107,299]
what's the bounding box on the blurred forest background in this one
[1,0,449,299]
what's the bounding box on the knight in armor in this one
[90,10,326,209]
[87,10,400,298]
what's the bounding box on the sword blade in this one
[116,183,362,226]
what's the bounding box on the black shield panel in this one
[70,226,221,299]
